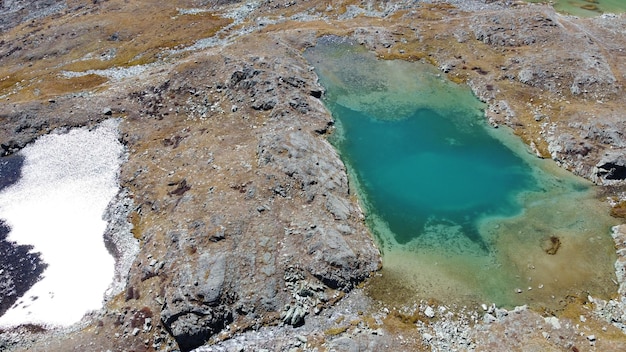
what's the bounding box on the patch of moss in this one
[611,201,626,218]
[580,4,600,11]
[324,325,349,336]
[40,74,108,97]
[0,75,20,92]
[448,73,468,84]
[130,211,143,240]
[380,310,425,336]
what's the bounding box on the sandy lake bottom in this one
[305,37,619,310]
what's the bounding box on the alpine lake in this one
[304,37,619,310]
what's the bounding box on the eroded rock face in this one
[594,152,626,184]
[160,253,232,351]
[102,188,140,299]
[112,52,381,350]
[0,0,66,32]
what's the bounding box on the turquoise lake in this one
[305,37,618,308]
[331,103,532,248]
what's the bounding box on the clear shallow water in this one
[305,37,618,308]
[526,0,626,17]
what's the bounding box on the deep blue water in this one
[331,104,533,247]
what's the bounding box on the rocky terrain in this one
[1,0,626,351]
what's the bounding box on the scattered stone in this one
[545,316,561,330]
[495,308,508,319]
[330,336,358,352]
[483,313,497,324]
[424,306,435,318]
[281,303,307,326]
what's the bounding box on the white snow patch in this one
[0,119,124,328]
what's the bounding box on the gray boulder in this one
[594,151,626,184]
[160,253,232,351]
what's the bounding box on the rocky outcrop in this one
[471,8,559,47]
[102,188,140,299]
[0,0,66,32]
[111,52,381,351]
[547,118,626,184]
[160,253,232,352]
[471,7,618,99]
[594,152,626,184]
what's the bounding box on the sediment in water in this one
[305,36,618,309]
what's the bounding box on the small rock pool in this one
[525,0,626,17]
[305,36,618,309]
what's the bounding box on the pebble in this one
[545,316,561,330]
[495,308,508,319]
[483,313,497,324]
[424,306,435,318]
